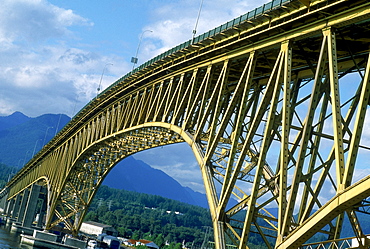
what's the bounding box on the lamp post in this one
[32,139,42,157]
[23,150,31,165]
[97,63,113,98]
[131,30,153,70]
[43,126,54,146]
[192,0,204,44]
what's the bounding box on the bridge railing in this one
[300,237,361,249]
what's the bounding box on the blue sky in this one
[0,0,270,117]
[0,0,270,193]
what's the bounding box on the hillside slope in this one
[0,112,70,167]
[103,156,209,208]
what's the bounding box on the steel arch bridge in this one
[2,0,370,248]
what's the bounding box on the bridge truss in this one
[3,0,370,248]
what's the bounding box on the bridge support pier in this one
[5,197,14,218]
[0,193,7,213]
[36,187,47,228]
[12,194,22,219]
[9,184,42,229]
[22,184,41,227]
[17,188,29,224]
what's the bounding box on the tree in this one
[84,185,212,247]
[132,230,141,240]
[84,211,98,222]
[154,234,165,248]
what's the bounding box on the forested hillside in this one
[84,185,212,248]
[0,112,70,167]
[85,185,271,249]
[0,163,17,188]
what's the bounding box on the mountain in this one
[103,156,209,208]
[0,111,30,131]
[0,112,70,167]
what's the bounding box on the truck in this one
[99,234,121,249]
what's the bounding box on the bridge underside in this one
[3,0,370,248]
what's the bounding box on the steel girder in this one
[3,0,370,248]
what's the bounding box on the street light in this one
[192,0,204,44]
[43,126,54,146]
[131,30,153,70]
[32,139,42,157]
[97,63,113,98]
[23,150,31,165]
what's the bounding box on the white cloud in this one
[0,42,128,116]
[133,143,205,193]
[140,0,270,62]
[0,0,91,44]
[0,0,130,117]
[0,99,15,115]
[360,109,370,146]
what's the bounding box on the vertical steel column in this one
[323,27,345,191]
[277,40,292,244]
[281,27,329,236]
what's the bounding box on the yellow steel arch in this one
[47,124,187,235]
[3,0,370,248]
[277,175,370,249]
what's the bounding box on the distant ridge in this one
[0,112,70,167]
[103,156,210,208]
[0,111,30,131]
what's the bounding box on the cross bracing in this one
[2,0,370,248]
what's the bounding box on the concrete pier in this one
[22,184,41,227]
[10,221,36,235]
[21,230,87,249]
[17,188,29,224]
